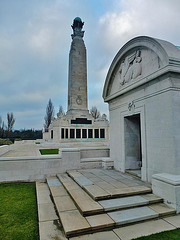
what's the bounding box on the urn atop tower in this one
[71,17,84,39]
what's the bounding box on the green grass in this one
[39,148,59,155]
[133,228,180,240]
[0,183,38,240]
[35,142,40,144]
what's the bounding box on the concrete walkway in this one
[1,142,41,157]
[0,140,109,157]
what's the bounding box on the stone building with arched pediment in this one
[103,36,180,183]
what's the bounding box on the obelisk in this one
[67,17,88,116]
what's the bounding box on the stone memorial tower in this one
[43,17,109,143]
[67,17,88,117]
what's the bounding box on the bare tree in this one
[0,116,5,138]
[7,112,15,133]
[90,106,101,119]
[44,99,55,129]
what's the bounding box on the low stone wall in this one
[0,147,111,182]
[0,155,63,182]
[80,147,109,159]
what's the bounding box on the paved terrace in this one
[36,169,180,240]
[1,141,41,157]
[1,141,109,157]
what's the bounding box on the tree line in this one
[0,113,42,141]
[0,113,15,138]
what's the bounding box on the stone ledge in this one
[152,173,180,213]
[152,173,180,186]
[81,157,110,163]
[0,155,62,161]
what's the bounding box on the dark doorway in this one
[124,114,142,171]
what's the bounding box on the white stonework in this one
[152,173,180,213]
[43,17,109,144]
[103,36,180,182]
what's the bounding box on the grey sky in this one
[0,0,180,129]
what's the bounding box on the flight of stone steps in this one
[36,169,176,239]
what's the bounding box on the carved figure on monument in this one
[119,50,142,85]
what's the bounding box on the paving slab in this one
[47,177,62,187]
[149,203,176,216]
[49,185,68,197]
[36,182,49,191]
[96,181,116,190]
[88,177,102,182]
[83,184,111,200]
[113,219,175,240]
[89,169,107,176]
[54,195,77,212]
[99,196,149,211]
[74,176,93,186]
[108,206,158,225]
[38,203,58,222]
[86,213,115,230]
[59,210,91,237]
[57,173,74,183]
[36,189,52,204]
[69,230,120,240]
[163,214,180,228]
[108,180,128,188]
[39,220,67,240]
[69,188,104,215]
[81,172,97,178]
[141,194,163,204]
[121,181,140,187]
[63,181,82,191]
[67,170,83,178]
[98,175,116,182]
[107,185,151,197]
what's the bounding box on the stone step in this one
[67,170,152,200]
[108,204,176,226]
[98,194,163,211]
[55,174,162,215]
[39,172,176,239]
[46,177,91,237]
[57,174,104,216]
[46,176,115,237]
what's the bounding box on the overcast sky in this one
[0,0,180,130]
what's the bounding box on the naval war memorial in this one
[0,17,180,240]
[43,17,109,144]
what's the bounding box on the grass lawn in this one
[133,228,180,240]
[0,183,38,240]
[39,148,59,155]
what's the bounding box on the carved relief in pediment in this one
[119,50,142,85]
[109,48,162,96]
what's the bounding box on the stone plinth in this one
[152,173,180,213]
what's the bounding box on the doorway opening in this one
[124,114,142,178]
